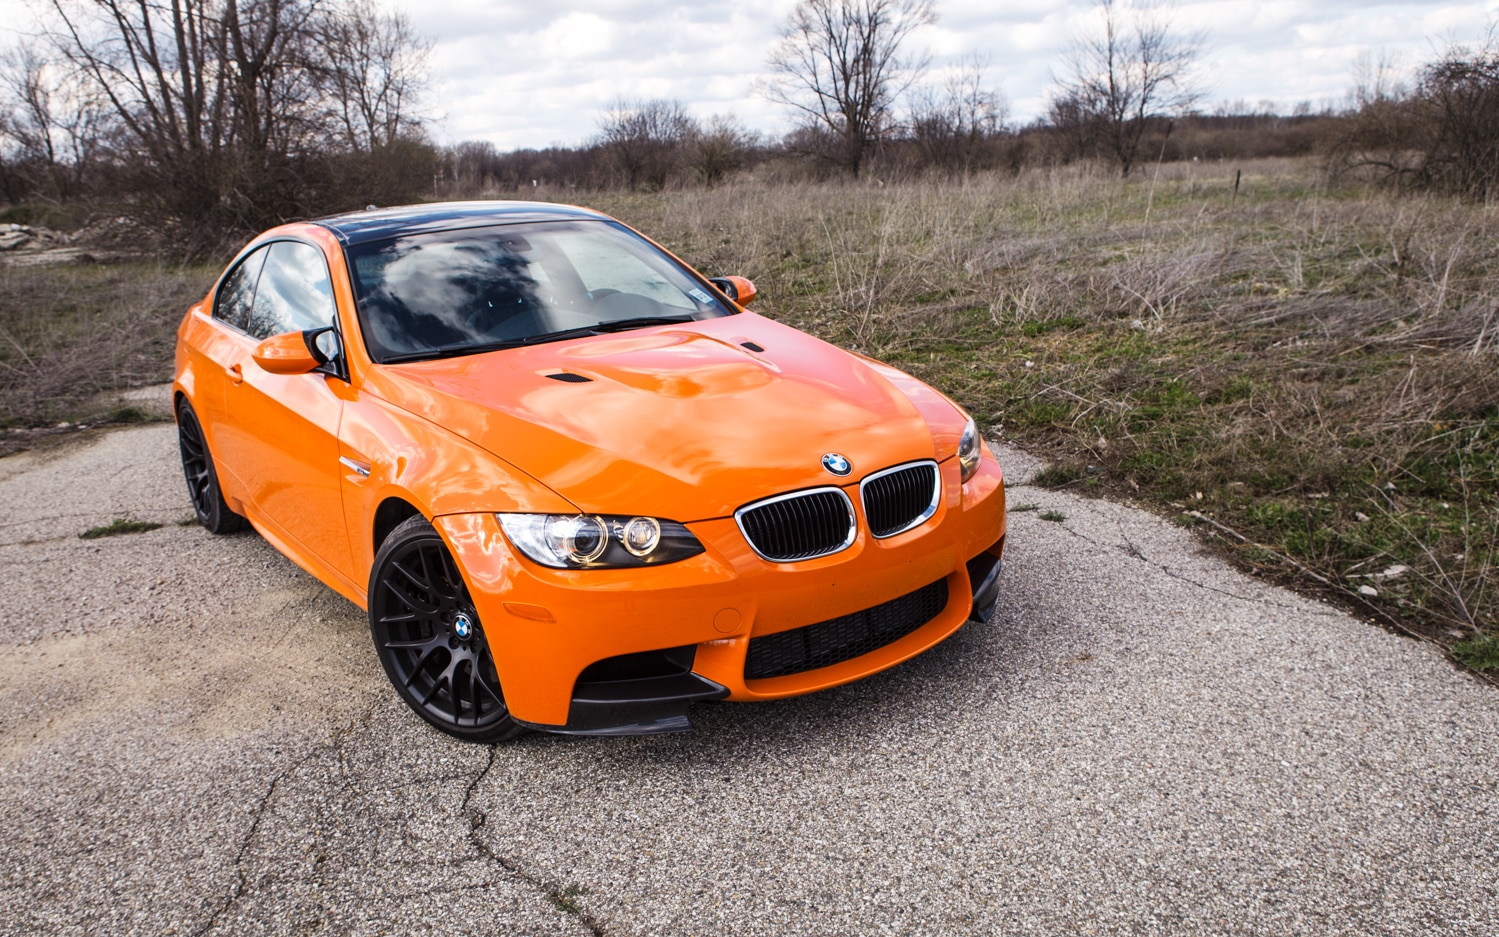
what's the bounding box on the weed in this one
[1040,510,1067,523]
[80,517,163,539]
[1452,633,1499,672]
[1033,465,1084,488]
[549,884,588,915]
[102,405,154,424]
[1010,502,1040,512]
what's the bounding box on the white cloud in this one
[3,0,1495,148]
[405,0,1496,147]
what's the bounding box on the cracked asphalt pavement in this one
[1,418,1495,936]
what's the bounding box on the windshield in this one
[345,219,736,363]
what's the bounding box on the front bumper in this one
[435,453,1006,731]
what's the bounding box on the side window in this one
[244,241,337,341]
[214,246,268,332]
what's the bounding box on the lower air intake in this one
[744,578,949,680]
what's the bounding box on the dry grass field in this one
[1,157,1494,669]
[0,261,216,428]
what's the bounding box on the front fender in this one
[339,393,577,593]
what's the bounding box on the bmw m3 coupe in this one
[173,201,1007,741]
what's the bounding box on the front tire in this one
[176,400,249,534]
[368,515,525,742]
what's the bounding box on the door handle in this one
[227,363,243,385]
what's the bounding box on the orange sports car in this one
[173,202,1007,741]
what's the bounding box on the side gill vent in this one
[546,372,592,383]
[740,342,765,352]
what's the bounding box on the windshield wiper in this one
[377,315,700,364]
[379,340,529,364]
[590,314,697,332]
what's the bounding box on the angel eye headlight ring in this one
[621,516,662,556]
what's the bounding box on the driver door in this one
[215,239,356,586]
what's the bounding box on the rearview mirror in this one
[709,275,758,307]
[252,328,331,375]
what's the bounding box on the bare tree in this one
[1051,0,1202,176]
[907,55,1006,174]
[44,0,326,224]
[314,0,430,152]
[0,45,106,200]
[1349,49,1408,110]
[596,97,696,190]
[765,0,936,176]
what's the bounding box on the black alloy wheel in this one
[369,515,525,742]
[176,401,249,534]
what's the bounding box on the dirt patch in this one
[0,424,374,765]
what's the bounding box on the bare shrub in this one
[689,115,759,187]
[596,98,696,191]
[1334,29,1499,203]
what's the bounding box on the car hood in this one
[364,313,966,521]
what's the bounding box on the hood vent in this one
[740,341,765,352]
[545,372,592,383]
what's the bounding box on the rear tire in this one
[176,400,249,534]
[368,515,526,743]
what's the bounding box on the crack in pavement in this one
[190,700,380,937]
[461,745,608,937]
[1031,506,1330,612]
[191,751,312,937]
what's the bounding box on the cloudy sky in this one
[397,0,1497,149]
[5,1,1497,148]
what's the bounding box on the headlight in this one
[496,513,704,568]
[958,417,982,483]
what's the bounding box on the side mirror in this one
[252,328,336,375]
[708,275,758,307]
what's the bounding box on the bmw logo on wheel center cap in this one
[821,453,852,476]
[453,612,474,641]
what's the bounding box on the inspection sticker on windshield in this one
[688,288,713,304]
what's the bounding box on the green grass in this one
[549,884,588,914]
[80,517,163,539]
[1452,634,1499,672]
[1039,510,1067,523]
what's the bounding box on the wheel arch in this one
[373,496,424,554]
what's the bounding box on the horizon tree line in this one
[1,0,1495,247]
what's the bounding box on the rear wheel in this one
[176,400,249,534]
[368,515,525,742]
